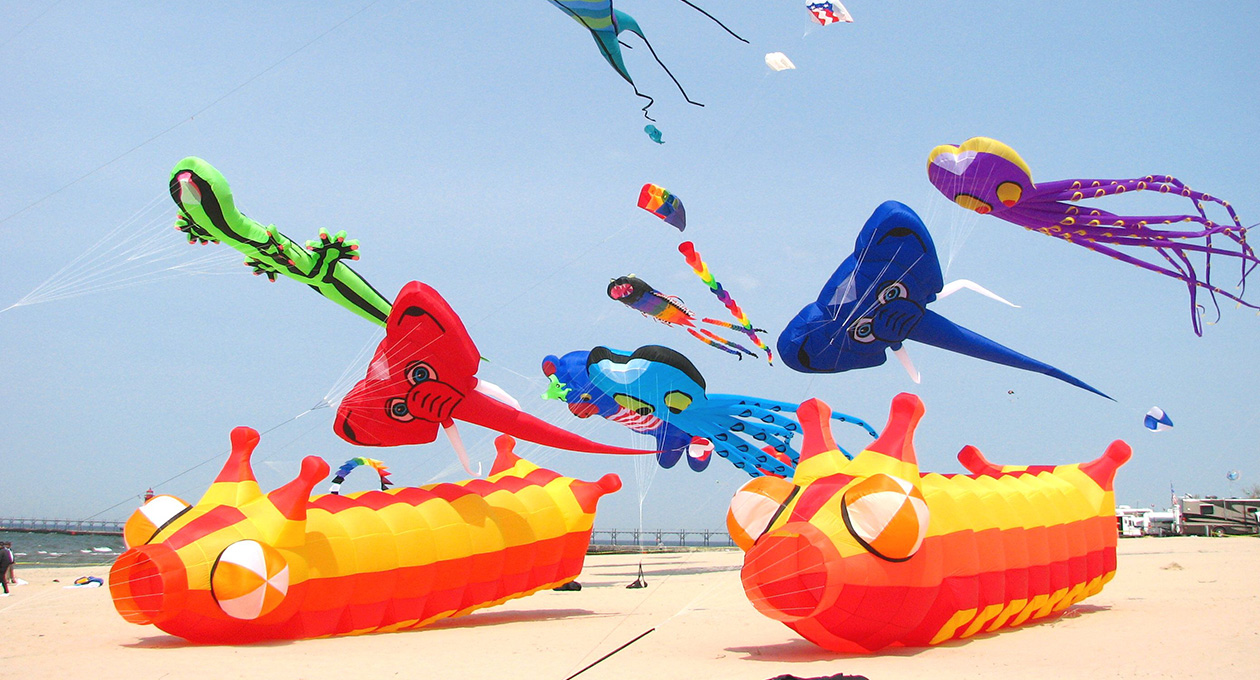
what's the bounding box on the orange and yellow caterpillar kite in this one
[110,428,620,643]
[728,393,1129,653]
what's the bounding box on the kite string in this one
[674,0,749,44]
[0,0,383,230]
[78,404,327,522]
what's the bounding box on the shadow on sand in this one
[727,602,1113,662]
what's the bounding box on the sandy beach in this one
[2,536,1257,680]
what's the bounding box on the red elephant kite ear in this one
[335,281,657,458]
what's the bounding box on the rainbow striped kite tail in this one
[701,317,772,363]
[686,328,745,358]
[693,328,759,359]
[690,327,756,357]
[700,317,767,334]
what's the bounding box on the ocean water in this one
[0,531,126,566]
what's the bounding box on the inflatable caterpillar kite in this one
[110,428,620,643]
[728,393,1129,653]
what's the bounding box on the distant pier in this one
[0,519,734,546]
[0,518,124,536]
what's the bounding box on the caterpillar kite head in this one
[110,427,326,629]
[730,395,931,625]
[927,137,1033,215]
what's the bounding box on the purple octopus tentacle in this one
[1002,212,1259,327]
[1031,176,1246,232]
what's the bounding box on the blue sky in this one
[2,2,1257,529]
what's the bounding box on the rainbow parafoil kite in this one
[637,183,686,231]
[329,457,392,493]
[730,393,1129,653]
[110,428,621,643]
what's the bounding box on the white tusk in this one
[892,347,921,384]
[939,279,1020,308]
[473,379,521,410]
[442,422,480,478]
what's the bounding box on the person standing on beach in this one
[0,542,13,595]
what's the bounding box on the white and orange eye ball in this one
[727,476,796,552]
[211,540,290,620]
[123,495,191,548]
[841,474,929,561]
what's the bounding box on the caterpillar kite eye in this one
[840,474,929,561]
[727,476,797,551]
[123,495,191,548]
[211,540,290,621]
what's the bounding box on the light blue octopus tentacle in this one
[706,427,795,473]
[709,436,791,477]
[710,395,880,438]
[718,414,799,449]
[693,411,794,448]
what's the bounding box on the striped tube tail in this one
[677,241,773,363]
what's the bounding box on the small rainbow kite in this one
[329,456,393,494]
[637,183,686,231]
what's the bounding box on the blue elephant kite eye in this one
[880,282,908,303]
[850,318,877,343]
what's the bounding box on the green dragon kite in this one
[169,157,392,326]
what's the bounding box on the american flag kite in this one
[807,2,853,26]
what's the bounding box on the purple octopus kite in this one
[927,137,1259,335]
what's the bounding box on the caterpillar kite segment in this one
[109,429,620,643]
[729,393,1129,653]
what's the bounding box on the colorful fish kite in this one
[637,183,686,230]
[608,275,762,359]
[1144,407,1174,432]
[554,344,877,477]
[546,1,747,120]
[542,349,705,471]
[807,2,852,25]
[777,200,1110,398]
[644,125,664,144]
[927,137,1260,335]
[329,457,392,493]
[679,241,773,364]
